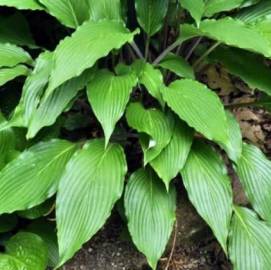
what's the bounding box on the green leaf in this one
[87,69,137,146]
[0,0,43,10]
[135,0,169,36]
[236,143,271,223]
[219,111,242,163]
[180,17,271,57]
[150,118,193,189]
[229,206,271,270]
[46,20,138,97]
[162,79,229,144]
[210,47,271,96]
[180,0,205,26]
[181,141,233,252]
[27,68,94,138]
[0,214,17,233]
[158,53,195,79]
[0,139,77,214]
[0,232,48,270]
[132,61,165,107]
[0,43,32,68]
[126,103,173,164]
[0,13,35,47]
[124,168,176,269]
[0,65,29,87]
[56,139,127,266]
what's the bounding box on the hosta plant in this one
[0,0,271,269]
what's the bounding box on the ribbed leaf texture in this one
[0,232,48,270]
[126,103,173,164]
[236,143,271,223]
[229,206,271,270]
[135,0,169,36]
[125,168,176,269]
[56,139,127,266]
[87,69,137,146]
[0,65,29,87]
[150,118,193,189]
[46,20,138,96]
[0,139,77,214]
[0,0,43,10]
[162,79,229,144]
[181,141,233,252]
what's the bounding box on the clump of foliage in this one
[0,0,271,269]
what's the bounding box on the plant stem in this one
[185,37,203,60]
[145,35,150,60]
[153,40,180,65]
[193,41,220,69]
[130,41,144,59]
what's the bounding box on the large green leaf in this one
[219,111,242,163]
[0,232,48,270]
[181,141,233,252]
[0,13,35,47]
[150,118,193,189]
[180,0,205,26]
[133,61,165,107]
[0,0,43,10]
[210,47,271,96]
[124,168,176,269]
[162,79,229,144]
[0,139,77,214]
[135,0,169,36]
[0,43,32,68]
[180,17,271,58]
[56,139,127,266]
[126,103,173,164]
[159,53,195,79]
[236,143,271,223]
[87,69,137,146]
[0,65,29,87]
[229,206,271,270]
[46,20,138,97]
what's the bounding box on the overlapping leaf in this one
[181,141,233,252]
[126,103,173,164]
[0,65,29,87]
[87,69,137,146]
[236,143,271,223]
[229,206,271,270]
[0,232,48,270]
[135,0,169,36]
[56,139,127,266]
[0,139,77,214]
[150,118,193,189]
[125,168,176,269]
[46,20,138,96]
[162,79,229,144]
[0,0,43,10]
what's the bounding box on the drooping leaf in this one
[56,139,127,266]
[135,0,169,36]
[210,47,271,96]
[0,43,32,68]
[180,0,205,26]
[46,20,138,96]
[150,118,193,189]
[0,139,77,214]
[0,232,48,270]
[158,53,195,79]
[0,0,43,10]
[219,111,242,163]
[0,214,17,233]
[229,206,271,270]
[132,60,165,107]
[125,168,176,269]
[0,13,35,47]
[236,143,271,223]
[180,17,271,58]
[126,103,173,164]
[0,65,29,87]
[87,69,137,146]
[181,141,233,252]
[162,79,229,144]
